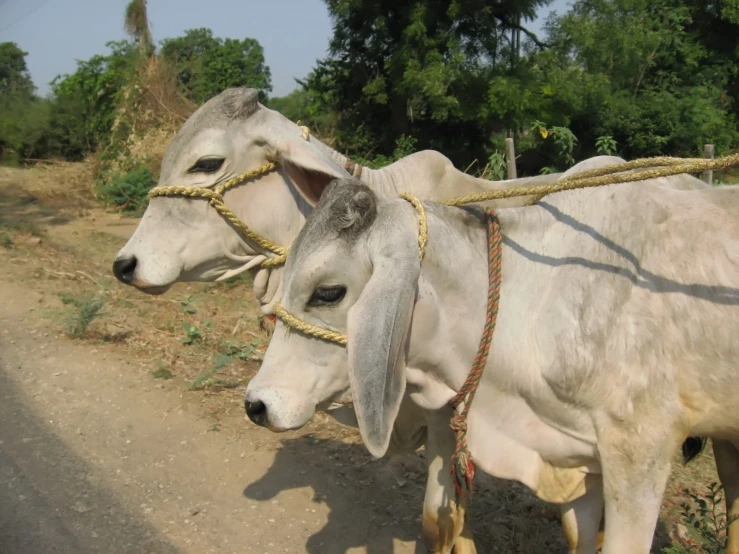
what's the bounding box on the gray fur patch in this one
[286,179,378,271]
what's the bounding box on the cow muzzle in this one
[112,255,137,285]
[245,399,268,427]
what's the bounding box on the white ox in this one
[111,87,713,553]
[245,178,739,554]
[108,86,577,552]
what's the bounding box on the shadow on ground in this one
[0,184,74,230]
[243,434,682,554]
[0,363,179,554]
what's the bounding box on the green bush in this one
[58,292,107,338]
[97,165,155,214]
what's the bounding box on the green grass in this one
[58,291,107,338]
[0,232,12,248]
[0,219,44,237]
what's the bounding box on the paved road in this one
[0,365,179,554]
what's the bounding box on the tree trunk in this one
[391,94,410,139]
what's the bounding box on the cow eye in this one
[308,286,346,307]
[188,157,225,174]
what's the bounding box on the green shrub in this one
[97,165,155,214]
[58,292,107,338]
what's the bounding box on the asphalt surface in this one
[0,365,179,554]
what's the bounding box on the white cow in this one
[245,178,739,554]
[110,87,714,553]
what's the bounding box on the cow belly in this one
[468,386,597,465]
[465,394,600,504]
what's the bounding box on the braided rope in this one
[296,120,311,141]
[272,193,426,342]
[398,193,428,262]
[440,153,739,207]
[273,303,347,345]
[449,209,502,504]
[148,161,285,257]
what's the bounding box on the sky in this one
[0,0,571,98]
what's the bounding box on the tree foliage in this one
[0,42,45,162]
[124,0,154,57]
[0,42,34,96]
[160,28,272,104]
[49,40,137,160]
[303,0,552,165]
[284,0,739,174]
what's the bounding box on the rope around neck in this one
[267,151,739,510]
[272,192,500,508]
[448,209,502,504]
[272,194,428,345]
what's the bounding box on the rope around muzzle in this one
[148,161,290,266]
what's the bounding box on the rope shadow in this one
[503,201,739,306]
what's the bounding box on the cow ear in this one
[222,88,260,119]
[346,225,420,458]
[265,121,349,206]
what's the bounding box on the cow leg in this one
[422,407,477,554]
[713,439,739,554]
[596,421,676,554]
[559,474,604,554]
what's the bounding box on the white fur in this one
[247,175,738,554]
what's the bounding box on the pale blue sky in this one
[0,0,571,98]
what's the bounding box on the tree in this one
[0,42,41,162]
[48,40,137,160]
[124,0,154,57]
[543,0,739,159]
[0,42,34,96]
[160,28,272,104]
[303,0,552,165]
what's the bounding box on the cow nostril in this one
[112,256,138,285]
[245,400,267,427]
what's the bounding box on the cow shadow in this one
[243,434,429,553]
[243,432,686,553]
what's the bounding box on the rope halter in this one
[146,121,318,268]
[148,161,288,265]
[272,193,503,507]
[272,193,430,345]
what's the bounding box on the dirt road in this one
[0,278,424,553]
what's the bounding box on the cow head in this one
[112,88,347,305]
[245,180,422,457]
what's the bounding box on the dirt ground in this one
[0,168,722,553]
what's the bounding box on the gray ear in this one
[222,88,259,119]
[346,233,420,458]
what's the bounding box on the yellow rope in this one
[398,193,428,262]
[273,194,426,343]
[440,153,739,207]
[147,124,739,278]
[148,161,286,256]
[270,152,739,345]
[273,303,348,345]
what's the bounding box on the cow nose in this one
[113,256,137,285]
[245,399,267,427]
